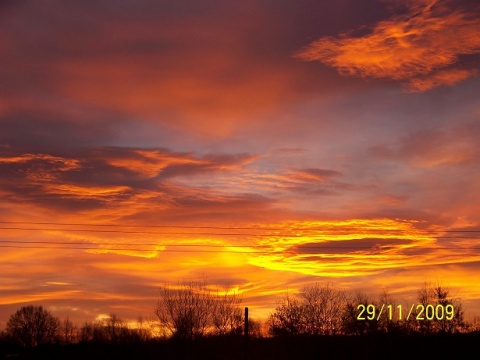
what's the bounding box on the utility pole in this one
[244,307,249,360]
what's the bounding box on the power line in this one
[0,221,261,230]
[1,227,479,238]
[0,226,289,236]
[0,239,479,249]
[0,245,268,253]
[0,221,478,233]
[0,240,259,248]
[1,221,479,254]
[0,240,479,254]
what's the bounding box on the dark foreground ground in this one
[1,332,479,360]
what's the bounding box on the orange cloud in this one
[295,0,480,91]
[406,68,478,92]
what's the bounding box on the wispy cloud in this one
[295,0,480,91]
[368,122,480,167]
[0,147,260,215]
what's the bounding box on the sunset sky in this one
[1,0,480,328]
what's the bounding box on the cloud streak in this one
[368,122,480,167]
[295,0,480,91]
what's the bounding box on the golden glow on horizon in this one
[10,218,457,280]
[1,159,480,324]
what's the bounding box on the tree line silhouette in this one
[0,281,479,359]
[268,282,466,336]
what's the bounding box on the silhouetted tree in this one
[247,318,264,338]
[79,321,112,343]
[466,315,480,332]
[79,322,95,342]
[341,291,381,335]
[155,280,243,339]
[269,283,347,336]
[79,315,145,344]
[415,282,465,334]
[301,283,347,335]
[60,317,78,344]
[6,305,59,347]
[103,313,125,343]
[156,281,214,339]
[212,289,243,335]
[268,294,303,336]
[135,316,153,342]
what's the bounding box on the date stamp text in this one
[356,304,455,321]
